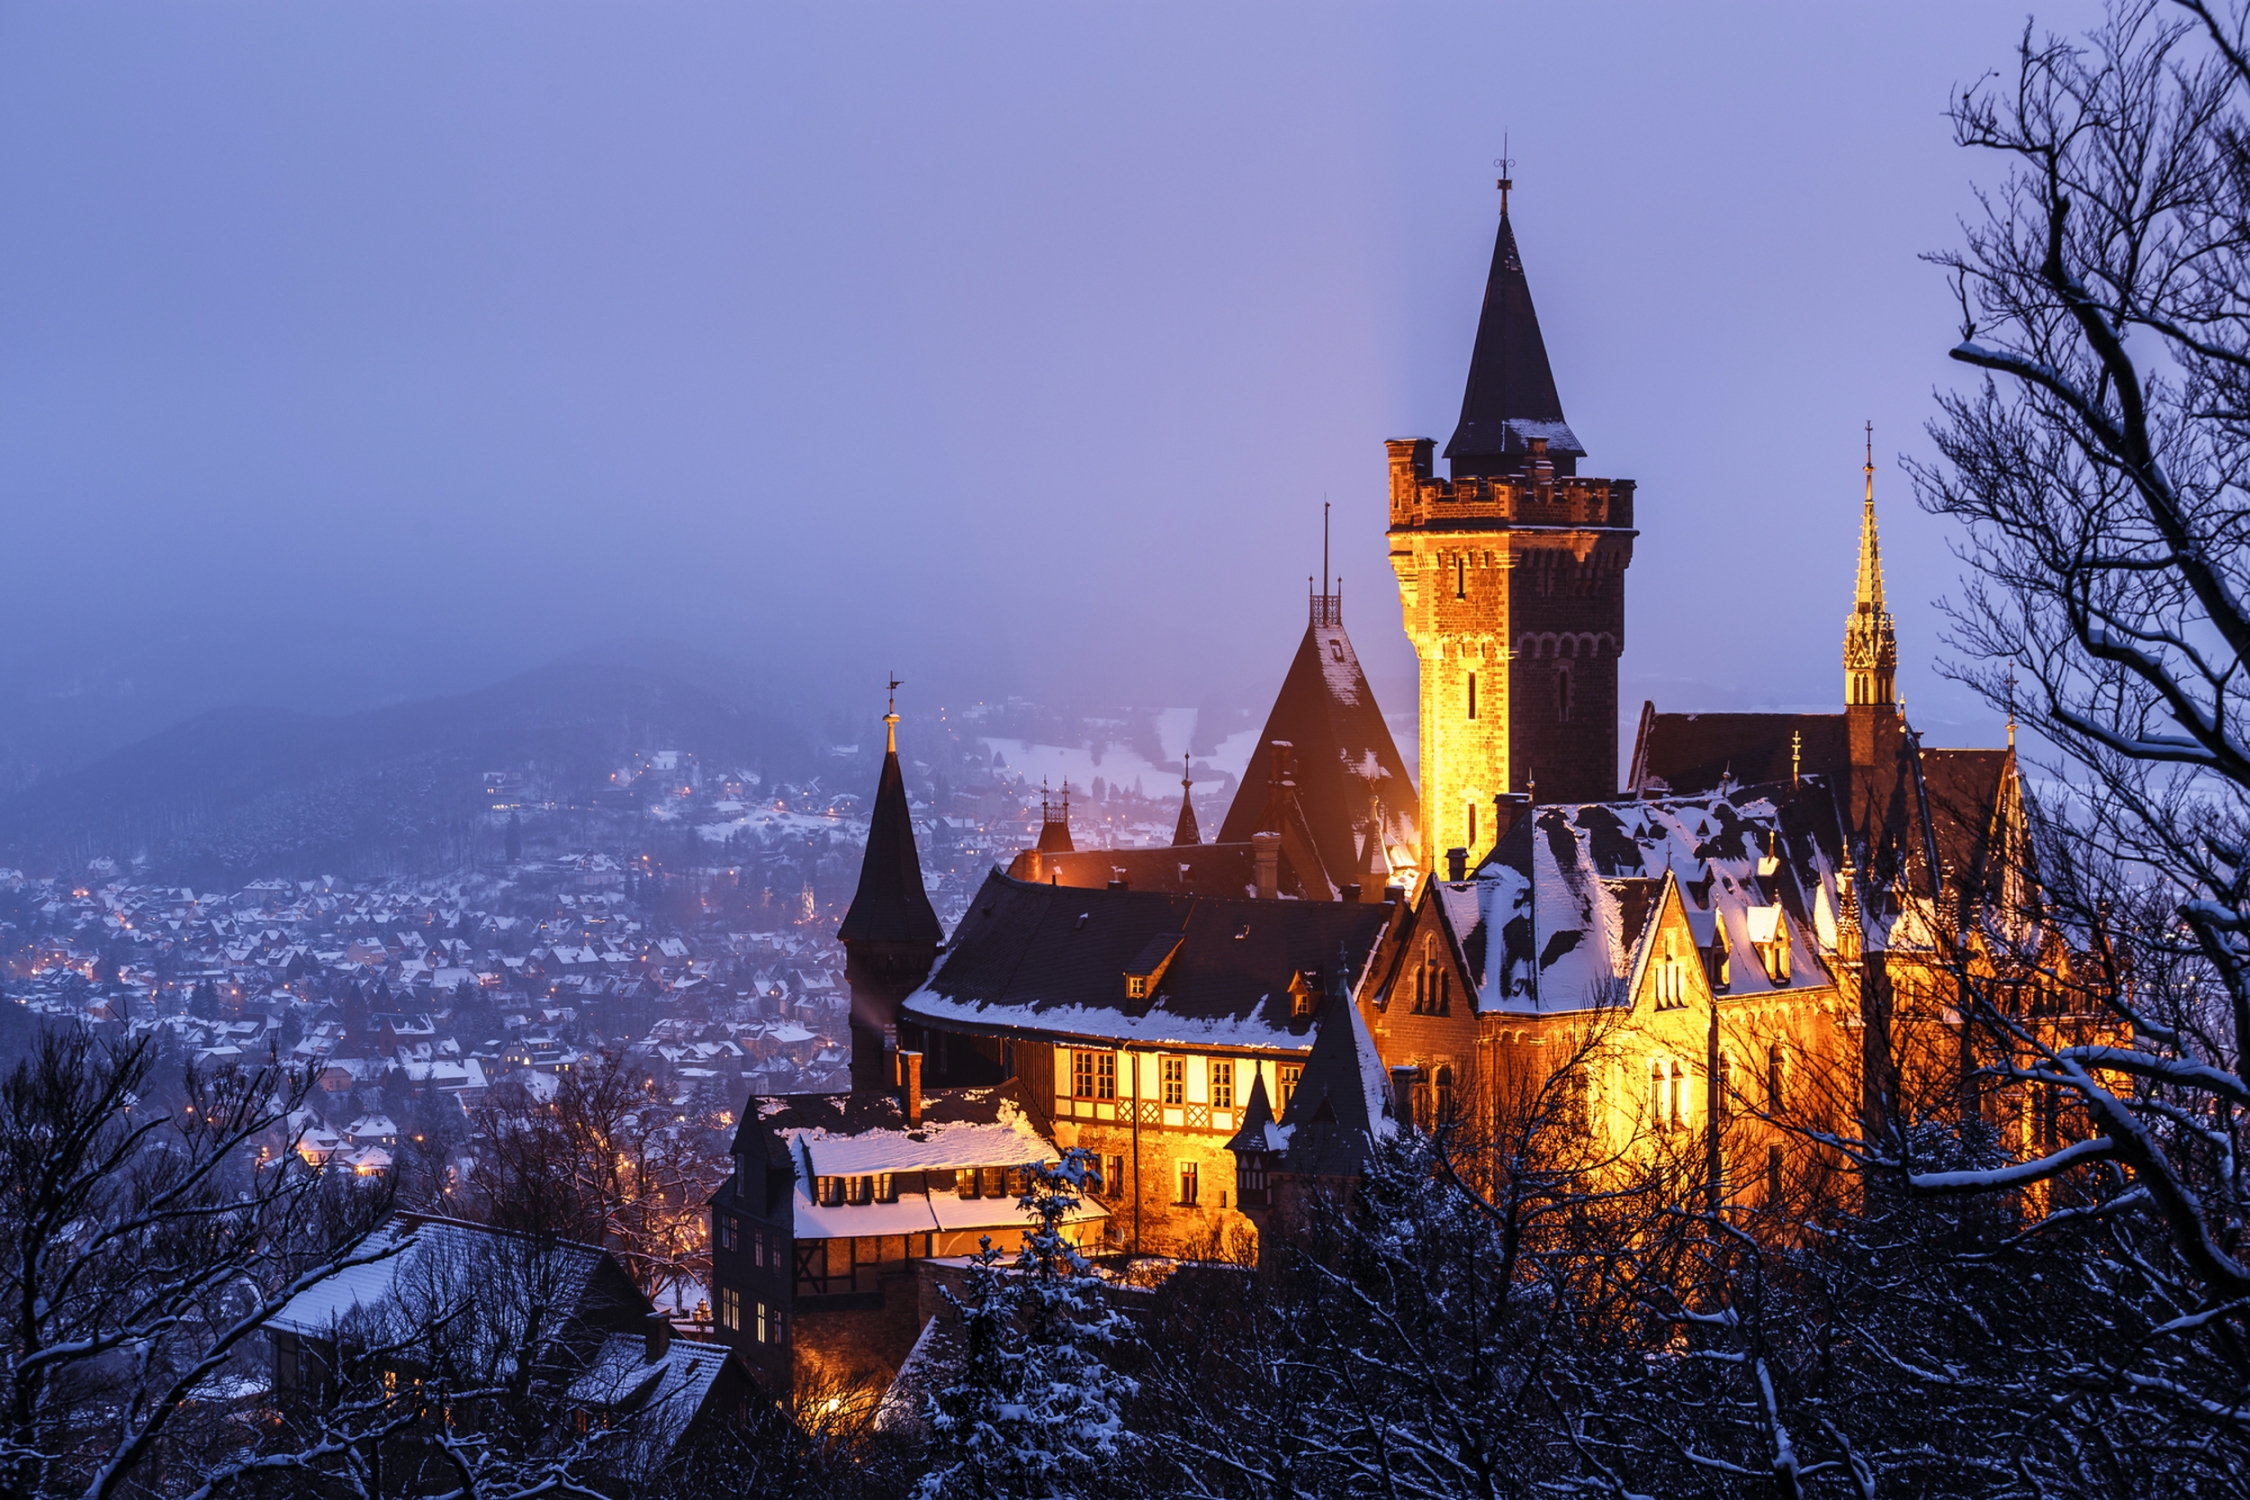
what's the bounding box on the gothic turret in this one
[1844,425,1898,709]
[838,687,943,1091]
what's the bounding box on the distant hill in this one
[0,653,817,884]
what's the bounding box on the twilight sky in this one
[0,2,2100,756]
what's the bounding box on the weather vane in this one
[884,674,902,752]
[1495,133,1514,215]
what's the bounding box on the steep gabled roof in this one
[1447,786,1846,1014]
[1275,986,1395,1178]
[1217,618,1419,889]
[904,871,1392,1053]
[1445,210,1584,468]
[1628,708,1849,797]
[838,740,942,948]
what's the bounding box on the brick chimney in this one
[1252,832,1282,900]
[902,1050,923,1127]
[1446,847,1469,883]
[644,1310,671,1364]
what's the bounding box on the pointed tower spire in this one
[1444,173,1584,479]
[1172,756,1201,847]
[1844,423,1899,708]
[839,685,943,1091]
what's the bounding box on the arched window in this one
[1565,1068,1591,1138]
[1650,1061,1670,1132]
[1669,1062,1688,1130]
[1767,1042,1788,1112]
[1555,663,1573,723]
[1434,1065,1454,1123]
[1437,968,1450,1016]
[1716,1052,1735,1120]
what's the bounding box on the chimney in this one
[1384,883,1407,905]
[1445,847,1469,883]
[902,1050,923,1127]
[1529,436,1553,484]
[644,1310,671,1365]
[1340,883,1361,903]
[1491,792,1530,846]
[1252,832,1282,900]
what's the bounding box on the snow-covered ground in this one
[980,727,1261,803]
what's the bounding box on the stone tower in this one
[837,690,943,1091]
[1388,185,1637,872]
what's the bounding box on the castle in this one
[708,179,2032,1398]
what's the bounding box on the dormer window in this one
[1745,905,1791,985]
[1124,932,1184,1003]
[1289,971,1320,1019]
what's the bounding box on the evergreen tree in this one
[505,810,523,864]
[918,1149,1135,1500]
[186,978,220,1021]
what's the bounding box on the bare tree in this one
[1891,0,2250,1474]
[0,1026,395,1500]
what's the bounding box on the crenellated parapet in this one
[1386,436,1636,533]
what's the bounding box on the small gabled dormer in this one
[1746,904,1792,985]
[1123,932,1184,1004]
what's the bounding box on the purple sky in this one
[0,2,2098,756]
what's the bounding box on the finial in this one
[1181,753,1193,794]
[1526,773,1536,805]
[1864,419,1875,501]
[2005,665,2018,750]
[1322,499,1330,612]
[884,675,902,754]
[1494,134,1514,217]
[1791,729,1802,789]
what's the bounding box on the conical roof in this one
[837,739,942,947]
[1276,967,1395,1178]
[1218,616,1418,889]
[1445,211,1583,470]
[1172,759,1201,847]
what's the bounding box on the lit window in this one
[720,1287,741,1332]
[1161,1057,1186,1106]
[1211,1060,1235,1110]
[1279,1064,1302,1114]
[1071,1050,1118,1101]
[1177,1160,1199,1205]
[1126,975,1148,999]
[755,1301,769,1344]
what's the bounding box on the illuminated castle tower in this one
[1388,178,1637,872]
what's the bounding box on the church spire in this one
[1444,175,1583,478]
[1172,756,1201,847]
[1844,423,1899,708]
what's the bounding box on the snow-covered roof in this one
[1440,786,1843,1016]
